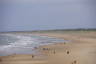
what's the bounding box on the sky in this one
[0,0,96,32]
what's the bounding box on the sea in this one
[0,33,65,56]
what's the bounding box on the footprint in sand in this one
[0,58,2,62]
[72,60,77,64]
[66,50,70,54]
[53,50,56,54]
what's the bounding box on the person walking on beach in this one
[32,55,34,58]
[53,50,56,54]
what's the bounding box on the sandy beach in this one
[0,31,96,64]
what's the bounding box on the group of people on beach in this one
[31,42,77,64]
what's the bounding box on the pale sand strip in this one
[35,32,96,64]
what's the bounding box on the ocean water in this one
[0,33,65,56]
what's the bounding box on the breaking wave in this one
[0,33,65,56]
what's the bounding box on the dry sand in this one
[0,31,96,64]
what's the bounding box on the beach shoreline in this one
[0,31,96,64]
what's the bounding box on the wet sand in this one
[0,31,96,64]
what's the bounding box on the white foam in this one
[0,34,38,53]
[0,33,65,56]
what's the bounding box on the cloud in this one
[2,0,93,4]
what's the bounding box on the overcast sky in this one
[0,0,96,31]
